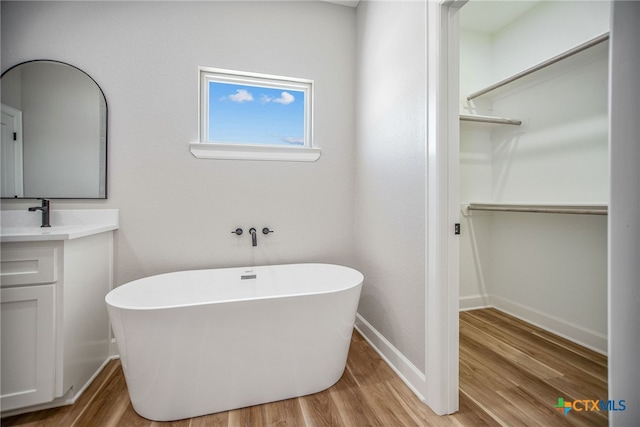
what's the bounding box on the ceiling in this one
[459,0,540,34]
[324,0,360,7]
[321,0,540,35]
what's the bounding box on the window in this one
[190,67,319,161]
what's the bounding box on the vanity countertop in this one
[1,209,119,243]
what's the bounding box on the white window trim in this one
[191,67,319,162]
[189,142,321,162]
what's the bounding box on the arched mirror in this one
[1,60,107,199]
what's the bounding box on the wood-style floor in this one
[3,308,607,426]
[460,308,607,427]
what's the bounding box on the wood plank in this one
[482,309,607,366]
[460,315,564,380]
[344,333,396,388]
[495,385,575,427]
[70,363,130,427]
[328,364,387,426]
[116,403,153,427]
[360,381,424,426]
[262,397,305,426]
[454,392,504,427]
[298,387,343,427]
[1,317,609,427]
[227,404,266,427]
[459,342,521,393]
[384,374,432,426]
[467,309,607,377]
[328,385,386,426]
[459,344,567,415]
[150,419,190,427]
[460,309,608,427]
[189,410,229,427]
[462,311,607,393]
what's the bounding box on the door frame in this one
[424,0,466,415]
[1,103,24,198]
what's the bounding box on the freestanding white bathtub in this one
[105,263,363,421]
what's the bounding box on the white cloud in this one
[261,91,295,105]
[227,89,254,103]
[274,91,295,105]
[284,137,304,145]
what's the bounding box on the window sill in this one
[189,142,321,162]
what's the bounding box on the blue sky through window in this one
[208,82,305,146]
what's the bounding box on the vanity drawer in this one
[1,244,58,287]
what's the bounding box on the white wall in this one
[1,1,357,286]
[608,1,640,424]
[459,1,610,353]
[491,0,610,81]
[354,0,426,377]
[459,29,493,304]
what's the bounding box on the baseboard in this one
[459,294,489,311]
[488,295,608,355]
[354,313,426,401]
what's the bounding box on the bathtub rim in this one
[105,262,363,311]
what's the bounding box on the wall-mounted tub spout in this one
[249,228,257,247]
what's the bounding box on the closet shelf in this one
[464,202,608,216]
[460,114,522,126]
[467,32,610,101]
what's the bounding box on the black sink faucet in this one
[28,199,51,227]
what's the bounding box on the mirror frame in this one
[1,59,108,199]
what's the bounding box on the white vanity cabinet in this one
[1,242,59,410]
[1,282,56,410]
[0,209,117,414]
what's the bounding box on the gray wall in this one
[1,1,357,285]
[609,0,640,424]
[354,0,427,372]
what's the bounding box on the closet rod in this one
[467,32,610,101]
[467,203,608,215]
[459,114,522,125]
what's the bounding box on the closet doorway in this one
[454,0,609,423]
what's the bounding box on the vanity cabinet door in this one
[1,284,56,411]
